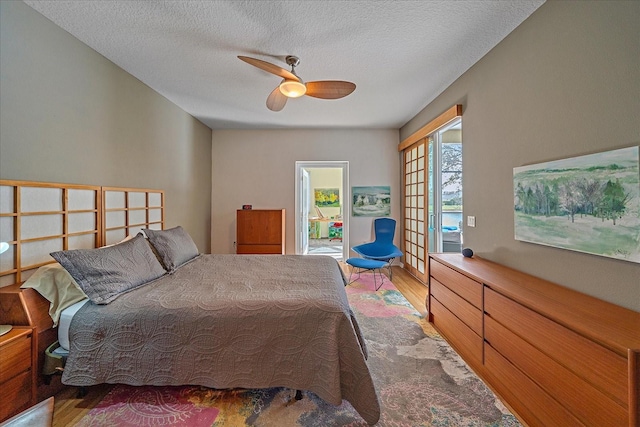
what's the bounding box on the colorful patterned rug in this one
[77,274,520,426]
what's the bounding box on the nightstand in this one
[0,327,37,422]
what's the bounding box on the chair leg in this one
[347,265,361,285]
[373,268,384,291]
[348,265,386,290]
[386,259,396,280]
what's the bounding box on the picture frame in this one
[314,188,340,208]
[352,186,391,217]
[513,146,640,263]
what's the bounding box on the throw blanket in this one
[62,255,380,424]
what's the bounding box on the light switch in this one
[467,216,476,227]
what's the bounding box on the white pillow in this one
[21,263,88,327]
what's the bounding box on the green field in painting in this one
[514,212,640,262]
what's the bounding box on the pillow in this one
[50,234,166,304]
[143,226,199,273]
[21,263,88,327]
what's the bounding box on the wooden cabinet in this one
[236,209,285,254]
[0,327,36,422]
[428,253,640,427]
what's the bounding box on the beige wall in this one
[210,129,400,255]
[309,168,343,219]
[401,1,640,311]
[0,1,212,252]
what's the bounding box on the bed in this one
[0,180,380,425]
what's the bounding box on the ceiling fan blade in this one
[266,86,288,111]
[305,81,356,99]
[238,56,299,81]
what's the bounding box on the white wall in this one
[211,129,400,255]
[401,1,640,311]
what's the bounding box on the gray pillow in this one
[50,234,166,304]
[143,226,199,273]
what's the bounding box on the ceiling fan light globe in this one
[279,80,306,98]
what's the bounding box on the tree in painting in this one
[598,179,631,225]
[515,175,632,225]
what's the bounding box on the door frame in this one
[294,161,349,260]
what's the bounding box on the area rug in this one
[76,274,520,426]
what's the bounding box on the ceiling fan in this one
[238,55,356,111]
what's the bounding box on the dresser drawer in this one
[430,260,482,308]
[484,287,627,406]
[236,244,283,254]
[484,344,583,427]
[430,297,483,368]
[431,278,482,335]
[0,332,31,384]
[485,315,627,426]
[0,369,32,421]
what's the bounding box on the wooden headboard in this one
[0,179,164,399]
[102,186,164,245]
[0,180,164,285]
[0,180,102,287]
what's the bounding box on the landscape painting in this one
[352,186,391,217]
[314,188,340,207]
[513,146,640,263]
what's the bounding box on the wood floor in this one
[52,385,113,427]
[51,265,428,426]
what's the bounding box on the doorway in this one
[295,161,349,261]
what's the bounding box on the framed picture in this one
[513,146,640,263]
[352,186,391,217]
[314,188,340,207]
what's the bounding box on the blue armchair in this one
[352,218,403,279]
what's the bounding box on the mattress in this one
[61,254,380,424]
[58,299,88,351]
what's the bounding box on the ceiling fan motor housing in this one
[285,55,301,68]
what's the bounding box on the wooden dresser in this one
[236,209,285,254]
[428,253,640,427]
[0,327,37,422]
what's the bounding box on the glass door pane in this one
[441,128,462,253]
[427,136,436,253]
[428,120,463,253]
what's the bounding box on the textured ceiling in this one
[24,0,544,130]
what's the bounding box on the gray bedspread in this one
[62,254,380,424]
